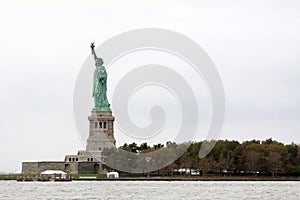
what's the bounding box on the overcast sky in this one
[0,0,299,172]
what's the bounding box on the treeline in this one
[102,138,300,177]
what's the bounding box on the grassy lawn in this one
[70,174,106,178]
[0,174,19,179]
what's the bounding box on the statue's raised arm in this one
[90,42,98,61]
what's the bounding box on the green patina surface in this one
[91,42,111,112]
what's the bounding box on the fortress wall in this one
[78,162,103,174]
[21,161,104,174]
[22,162,39,174]
[37,162,66,173]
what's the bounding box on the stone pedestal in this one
[86,111,116,161]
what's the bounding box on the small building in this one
[38,170,71,181]
[106,172,119,178]
[40,170,67,179]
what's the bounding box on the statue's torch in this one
[90,42,95,54]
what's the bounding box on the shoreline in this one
[1,176,300,181]
[73,176,300,181]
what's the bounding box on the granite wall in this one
[22,161,104,174]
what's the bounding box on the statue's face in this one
[96,58,103,66]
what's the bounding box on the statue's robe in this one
[93,65,110,111]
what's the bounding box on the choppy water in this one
[0,181,299,200]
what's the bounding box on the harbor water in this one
[0,180,299,200]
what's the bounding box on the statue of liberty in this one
[90,42,111,111]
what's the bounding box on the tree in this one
[262,138,283,146]
[120,142,139,153]
[111,139,298,176]
[241,144,265,174]
[209,157,218,175]
[178,151,192,175]
[244,149,261,175]
[217,153,227,175]
[139,142,150,152]
[166,141,177,149]
[296,146,300,165]
[103,148,138,173]
[153,143,164,150]
[198,157,210,177]
[266,151,283,177]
